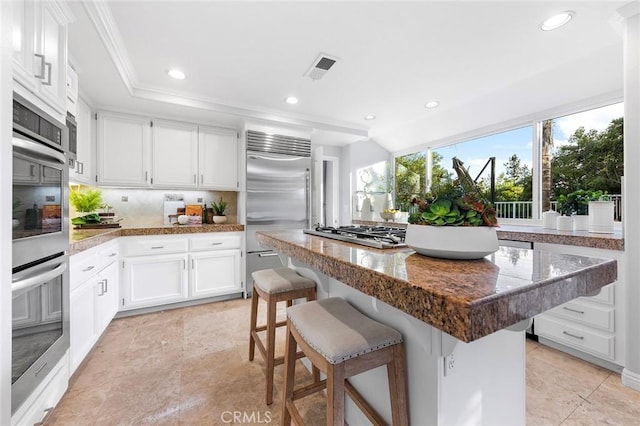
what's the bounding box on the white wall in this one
[339,139,391,225]
[1,2,14,423]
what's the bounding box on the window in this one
[353,161,391,221]
[547,103,623,221]
[433,125,534,218]
[394,151,426,210]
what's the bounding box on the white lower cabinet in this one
[534,242,625,367]
[69,241,119,374]
[190,250,241,299]
[119,233,243,311]
[121,253,189,310]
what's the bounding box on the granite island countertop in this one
[256,229,617,343]
[70,224,245,255]
[352,220,624,251]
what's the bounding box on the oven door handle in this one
[13,136,66,165]
[12,262,67,296]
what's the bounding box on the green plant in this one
[211,197,228,216]
[407,158,498,227]
[70,188,103,213]
[559,190,606,215]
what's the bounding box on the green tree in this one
[429,152,453,197]
[551,117,623,198]
[395,152,426,206]
[502,154,532,201]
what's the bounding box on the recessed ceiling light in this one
[168,69,186,80]
[285,96,299,105]
[541,11,575,31]
[364,115,376,121]
[424,101,440,109]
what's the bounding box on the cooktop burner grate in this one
[303,225,407,249]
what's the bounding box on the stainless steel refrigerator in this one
[245,130,311,296]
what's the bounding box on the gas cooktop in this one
[303,226,407,249]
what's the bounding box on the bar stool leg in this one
[282,322,297,426]
[388,344,409,426]
[248,287,259,361]
[327,363,346,426]
[265,296,278,405]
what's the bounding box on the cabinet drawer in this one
[536,315,615,361]
[546,301,614,332]
[99,242,119,269]
[70,252,100,290]
[581,283,614,306]
[120,238,188,256]
[190,235,241,251]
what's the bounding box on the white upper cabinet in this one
[70,97,93,184]
[199,126,239,190]
[152,120,198,188]
[97,112,151,187]
[12,0,71,120]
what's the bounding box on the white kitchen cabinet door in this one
[97,112,151,187]
[152,120,198,188]
[95,262,118,335]
[34,1,68,115]
[70,97,93,184]
[198,126,239,190]
[70,279,97,373]
[12,0,70,119]
[12,0,37,92]
[66,64,78,115]
[121,253,189,310]
[189,249,241,299]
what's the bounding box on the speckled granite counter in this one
[256,229,617,343]
[70,224,244,255]
[353,220,624,251]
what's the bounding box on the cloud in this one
[554,103,623,141]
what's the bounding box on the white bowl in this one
[406,224,499,260]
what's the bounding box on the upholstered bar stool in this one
[282,297,409,426]
[249,267,317,405]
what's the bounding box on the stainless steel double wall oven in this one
[11,93,70,414]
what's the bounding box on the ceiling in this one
[65,1,626,152]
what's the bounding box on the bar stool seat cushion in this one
[252,267,316,295]
[287,297,403,365]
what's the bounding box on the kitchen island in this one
[256,229,617,425]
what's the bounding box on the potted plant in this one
[70,188,103,226]
[211,197,228,224]
[406,158,499,259]
[565,190,598,231]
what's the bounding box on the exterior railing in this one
[495,194,622,221]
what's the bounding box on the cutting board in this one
[164,201,185,225]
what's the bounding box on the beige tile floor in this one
[46,299,639,425]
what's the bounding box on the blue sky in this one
[434,102,624,179]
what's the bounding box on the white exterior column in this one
[620,1,640,391]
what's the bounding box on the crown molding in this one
[79,0,368,138]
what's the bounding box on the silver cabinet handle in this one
[191,259,194,269]
[75,160,81,174]
[151,246,164,249]
[42,62,52,86]
[82,265,95,272]
[210,242,222,246]
[34,53,46,79]
[562,306,585,315]
[104,278,108,293]
[79,161,84,175]
[109,253,117,257]
[258,252,279,258]
[193,174,196,184]
[200,174,203,184]
[98,279,105,296]
[562,331,584,340]
[30,164,36,177]
[145,171,148,182]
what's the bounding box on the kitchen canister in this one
[542,211,559,229]
[588,201,614,233]
[556,215,573,231]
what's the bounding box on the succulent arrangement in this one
[211,197,228,216]
[407,158,498,227]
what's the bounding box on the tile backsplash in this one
[70,185,238,227]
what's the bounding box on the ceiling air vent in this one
[304,53,339,80]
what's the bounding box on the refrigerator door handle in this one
[306,168,311,229]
